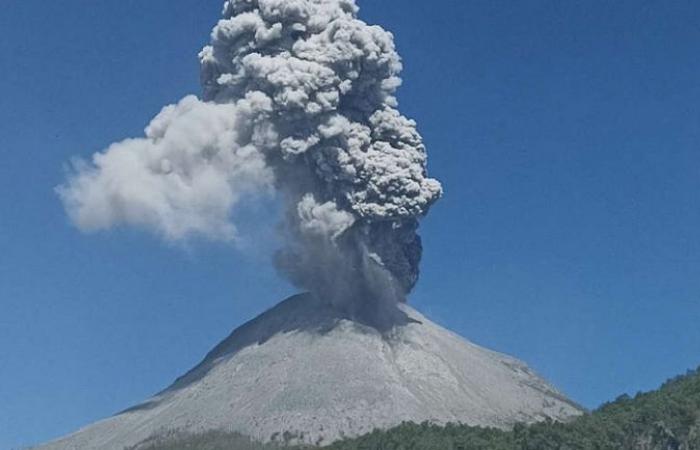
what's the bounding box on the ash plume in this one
[58,0,442,314]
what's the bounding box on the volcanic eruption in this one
[43,1,583,448]
[58,0,441,320]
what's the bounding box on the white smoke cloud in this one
[58,95,275,241]
[58,0,442,315]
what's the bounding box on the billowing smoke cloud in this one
[59,0,442,315]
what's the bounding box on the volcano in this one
[38,294,582,449]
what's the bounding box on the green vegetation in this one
[130,367,700,450]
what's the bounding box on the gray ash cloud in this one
[59,0,442,313]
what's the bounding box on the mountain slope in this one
[131,367,700,450]
[323,367,700,450]
[37,294,581,449]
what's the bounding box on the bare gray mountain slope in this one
[38,294,583,449]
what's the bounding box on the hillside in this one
[131,367,700,450]
[327,367,700,450]
[37,294,579,449]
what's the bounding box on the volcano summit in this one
[39,294,582,449]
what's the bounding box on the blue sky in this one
[2,0,700,448]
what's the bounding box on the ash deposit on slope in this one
[58,0,442,317]
[38,295,583,450]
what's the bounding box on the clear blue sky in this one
[2,0,700,448]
